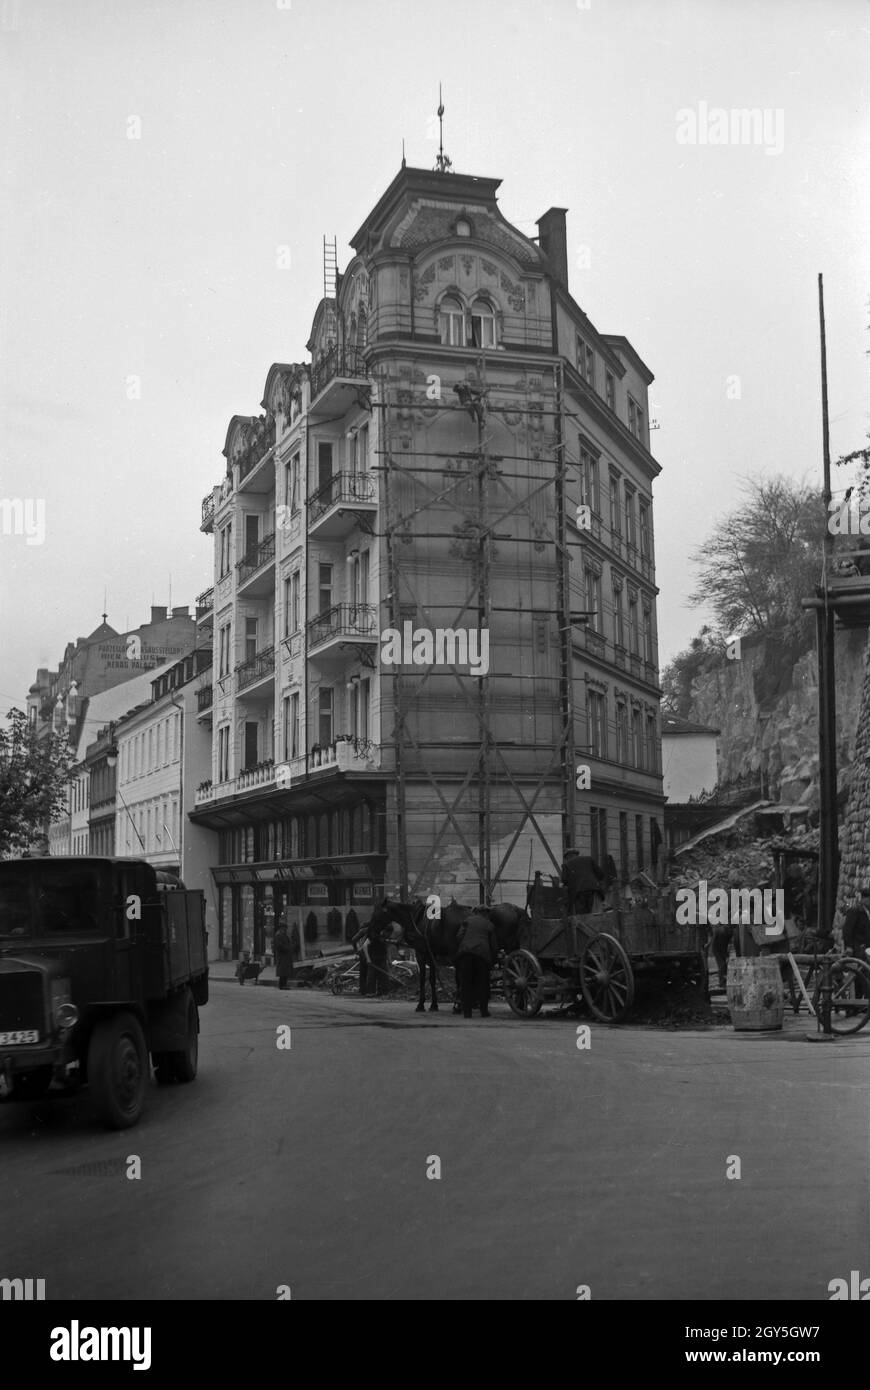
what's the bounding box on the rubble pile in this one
[669,822,819,894]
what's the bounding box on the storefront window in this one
[239,886,255,955]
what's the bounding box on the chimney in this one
[171,606,190,619]
[536,207,569,290]
[150,606,168,623]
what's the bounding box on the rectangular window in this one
[616,702,628,762]
[348,431,358,476]
[218,726,230,782]
[619,812,629,883]
[579,444,600,515]
[318,563,333,616]
[588,690,606,758]
[628,593,639,655]
[642,605,653,665]
[585,568,602,633]
[318,687,333,748]
[219,523,232,578]
[359,424,369,471]
[290,692,299,759]
[613,582,625,648]
[624,484,637,550]
[638,500,651,560]
[244,513,259,560]
[218,623,231,677]
[646,712,657,771]
[590,807,607,865]
[318,441,334,492]
[576,336,594,387]
[245,617,258,664]
[244,722,258,770]
[635,814,645,871]
[632,707,643,768]
[286,454,300,513]
[609,472,622,538]
[605,371,615,410]
[628,395,644,441]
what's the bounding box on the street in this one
[2,983,868,1301]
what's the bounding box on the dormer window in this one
[455,218,472,237]
[439,296,465,346]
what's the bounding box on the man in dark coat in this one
[561,851,605,914]
[843,889,870,998]
[274,921,294,990]
[455,911,498,1018]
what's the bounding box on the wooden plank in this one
[786,951,816,1017]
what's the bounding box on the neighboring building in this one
[26,606,198,751]
[190,162,666,960]
[48,660,181,857]
[661,715,720,802]
[114,647,218,957]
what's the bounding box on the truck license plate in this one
[0,1030,39,1044]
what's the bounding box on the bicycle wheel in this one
[826,957,870,1035]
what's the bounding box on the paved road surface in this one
[2,985,868,1300]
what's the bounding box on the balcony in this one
[236,532,276,596]
[196,685,213,714]
[196,587,214,624]
[236,645,275,696]
[307,472,377,540]
[306,604,378,661]
[195,780,214,806]
[275,737,381,788]
[309,346,369,416]
[201,491,216,533]
[237,418,276,491]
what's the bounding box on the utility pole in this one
[816,272,839,936]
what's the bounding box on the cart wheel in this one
[580,933,634,1024]
[827,957,870,1035]
[331,977,344,995]
[502,949,544,1018]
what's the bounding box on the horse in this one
[366,897,528,1012]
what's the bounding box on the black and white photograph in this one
[1,0,869,1343]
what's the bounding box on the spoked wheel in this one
[827,957,870,1035]
[502,949,544,1018]
[330,976,345,995]
[580,933,635,1024]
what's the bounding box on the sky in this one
[1,0,868,715]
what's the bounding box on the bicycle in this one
[330,957,416,995]
[782,950,870,1034]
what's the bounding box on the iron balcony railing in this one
[236,646,275,691]
[202,492,216,528]
[196,586,214,615]
[236,532,276,585]
[307,472,375,524]
[310,345,368,399]
[196,685,213,712]
[306,603,377,649]
[237,419,276,483]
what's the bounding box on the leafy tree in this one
[687,475,823,640]
[660,627,723,716]
[0,709,76,858]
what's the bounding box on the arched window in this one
[439,296,465,347]
[470,299,497,349]
[348,313,357,347]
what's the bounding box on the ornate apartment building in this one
[190,164,665,961]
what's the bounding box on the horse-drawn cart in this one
[502,887,706,1023]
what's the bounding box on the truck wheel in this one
[88,1013,148,1129]
[169,994,199,1083]
[11,1068,53,1101]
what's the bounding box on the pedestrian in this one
[561,851,605,915]
[367,921,391,997]
[273,920,294,990]
[454,910,497,1018]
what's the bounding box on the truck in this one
[0,856,208,1129]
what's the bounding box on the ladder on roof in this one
[323,236,337,302]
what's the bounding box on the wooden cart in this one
[501,887,707,1023]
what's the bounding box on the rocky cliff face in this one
[835,635,870,923]
[683,628,868,808]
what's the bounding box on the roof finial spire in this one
[401,137,406,168]
[435,83,452,173]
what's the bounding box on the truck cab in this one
[0,857,208,1129]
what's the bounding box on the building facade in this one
[190,164,666,960]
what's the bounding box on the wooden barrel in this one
[726,956,784,1031]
